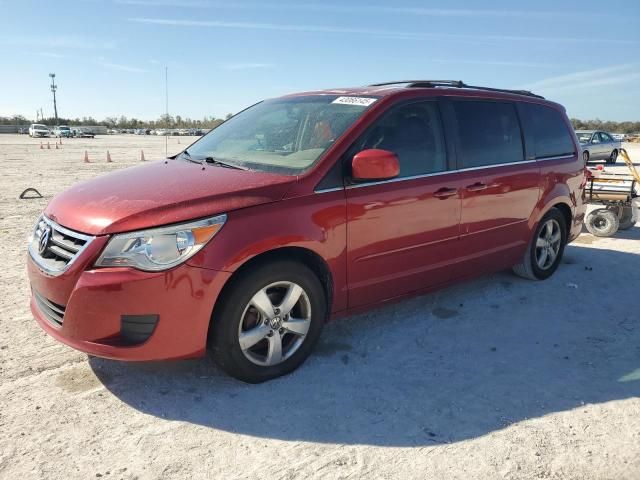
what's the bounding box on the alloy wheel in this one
[238,281,312,366]
[535,219,562,270]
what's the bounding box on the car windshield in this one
[185,95,378,174]
[34,124,47,129]
[59,126,70,130]
[576,132,593,143]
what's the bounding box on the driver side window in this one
[592,134,601,143]
[354,101,447,178]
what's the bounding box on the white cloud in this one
[30,52,66,59]
[116,0,212,6]
[126,17,638,45]
[432,59,555,68]
[1,34,116,50]
[220,63,274,70]
[518,64,640,92]
[99,61,147,73]
[116,1,630,23]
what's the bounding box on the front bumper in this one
[28,254,231,361]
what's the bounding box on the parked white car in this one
[29,124,50,137]
[611,133,627,141]
[53,125,72,138]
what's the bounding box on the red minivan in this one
[27,81,586,382]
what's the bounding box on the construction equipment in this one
[584,148,638,237]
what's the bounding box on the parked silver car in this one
[575,130,621,164]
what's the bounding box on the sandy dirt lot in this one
[0,134,639,479]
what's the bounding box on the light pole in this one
[49,73,58,126]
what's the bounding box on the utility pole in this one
[165,66,168,158]
[49,73,58,126]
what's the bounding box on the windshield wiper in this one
[204,157,248,170]
[180,149,202,165]
[181,150,247,170]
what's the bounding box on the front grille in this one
[29,216,94,275]
[33,290,66,326]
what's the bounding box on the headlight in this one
[95,214,226,271]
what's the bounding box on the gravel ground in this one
[0,134,639,480]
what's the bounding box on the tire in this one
[209,260,326,383]
[585,208,619,237]
[582,151,590,163]
[512,208,567,280]
[607,149,618,164]
[617,206,636,230]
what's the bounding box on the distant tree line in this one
[0,113,233,129]
[2,114,639,134]
[570,119,640,134]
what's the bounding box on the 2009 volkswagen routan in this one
[27,80,586,383]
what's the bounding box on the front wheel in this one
[209,260,326,383]
[582,151,590,163]
[512,208,567,280]
[607,149,618,164]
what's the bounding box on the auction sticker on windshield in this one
[331,96,378,106]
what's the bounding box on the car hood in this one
[45,159,296,235]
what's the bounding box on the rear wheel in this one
[512,208,567,280]
[607,149,618,164]
[585,208,619,237]
[209,260,326,383]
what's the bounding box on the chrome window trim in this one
[344,158,539,189]
[28,216,95,277]
[314,186,345,193]
[533,154,575,162]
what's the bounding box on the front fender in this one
[187,191,348,313]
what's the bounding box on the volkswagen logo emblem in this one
[38,225,52,255]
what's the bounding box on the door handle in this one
[433,187,458,199]
[466,182,488,192]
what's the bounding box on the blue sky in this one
[1,0,639,121]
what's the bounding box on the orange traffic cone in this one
[83,150,90,163]
[40,142,44,149]
[47,142,51,149]
[59,138,63,145]
[140,150,146,162]
[106,150,113,163]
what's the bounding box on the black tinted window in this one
[452,101,524,168]
[355,101,447,178]
[520,103,576,159]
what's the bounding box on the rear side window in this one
[353,101,447,178]
[519,103,576,159]
[452,101,524,168]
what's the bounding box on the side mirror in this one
[352,149,400,182]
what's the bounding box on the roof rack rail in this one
[367,80,544,99]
